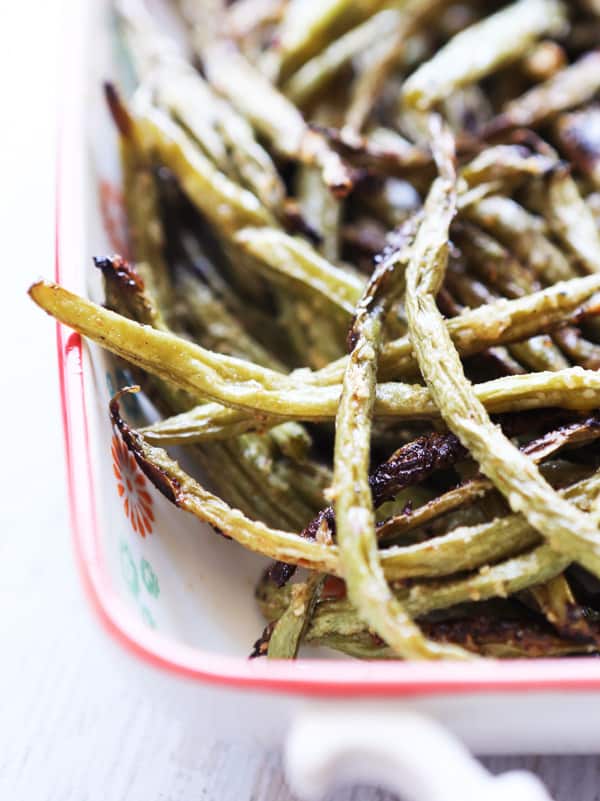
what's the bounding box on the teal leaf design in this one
[140,606,157,629]
[120,541,140,597]
[140,558,160,598]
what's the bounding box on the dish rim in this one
[56,0,600,697]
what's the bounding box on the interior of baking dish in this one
[55,0,600,694]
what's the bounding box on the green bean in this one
[459,145,555,188]
[404,115,600,579]
[453,221,600,369]
[347,40,402,133]
[152,63,287,212]
[176,230,293,357]
[112,401,341,573]
[283,10,400,107]
[238,432,320,523]
[528,574,600,645]
[49,0,600,661]
[552,326,600,370]
[464,195,574,285]
[116,0,182,81]
[296,166,341,263]
[171,273,325,529]
[156,70,230,171]
[487,50,600,134]
[272,0,385,81]
[224,0,286,41]
[96,256,201,416]
[259,532,580,640]
[133,100,274,235]
[288,463,331,511]
[426,617,599,658]
[104,85,175,323]
[401,0,566,111]
[313,125,432,178]
[369,274,600,381]
[116,0,243,189]
[543,165,600,275]
[32,281,291,386]
[122,162,174,309]
[506,338,569,373]
[234,227,363,316]
[378,479,493,542]
[223,436,315,530]
[307,632,395,659]
[278,293,347,369]
[174,0,225,54]
[307,547,567,642]
[102,252,316,526]
[348,0,457,131]
[368,128,431,171]
[96,255,168,332]
[267,574,325,658]
[381,472,600,581]
[269,578,600,657]
[98,255,291,521]
[311,622,598,659]
[332,212,471,659]
[445,265,569,373]
[141,404,272,444]
[197,44,298,156]
[586,192,600,229]
[269,422,312,462]
[203,43,355,196]
[453,223,540,299]
[195,440,274,518]
[174,272,283,370]
[117,397,482,581]
[29,281,600,423]
[105,386,600,592]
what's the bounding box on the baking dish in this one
[55,0,600,797]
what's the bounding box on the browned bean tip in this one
[94,255,144,291]
[249,620,275,658]
[104,81,134,140]
[109,389,182,506]
[309,123,432,175]
[300,129,356,198]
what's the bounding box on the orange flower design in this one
[111,434,154,537]
[99,180,130,258]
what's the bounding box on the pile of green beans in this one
[30,0,600,660]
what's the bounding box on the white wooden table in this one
[2,3,599,799]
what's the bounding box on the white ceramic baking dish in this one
[54,1,600,798]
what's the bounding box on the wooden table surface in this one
[2,3,600,799]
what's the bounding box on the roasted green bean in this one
[401,0,566,111]
[30,281,600,423]
[404,115,600,579]
[31,0,600,660]
[487,50,600,134]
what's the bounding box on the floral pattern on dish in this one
[111,433,154,537]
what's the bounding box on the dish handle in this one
[285,702,554,801]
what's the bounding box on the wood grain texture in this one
[1,2,600,799]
